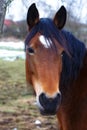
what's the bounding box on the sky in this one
[5,0,87,24]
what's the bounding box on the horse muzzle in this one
[38,92,61,115]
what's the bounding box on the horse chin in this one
[39,108,57,116]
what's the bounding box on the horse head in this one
[25,3,67,115]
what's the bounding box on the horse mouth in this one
[39,108,58,116]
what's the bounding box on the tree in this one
[0,0,13,35]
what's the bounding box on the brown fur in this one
[26,33,63,95]
[57,53,87,130]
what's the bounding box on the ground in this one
[0,96,57,130]
[0,59,57,130]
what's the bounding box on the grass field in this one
[0,59,57,130]
[0,59,27,100]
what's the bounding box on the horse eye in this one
[27,47,35,55]
[61,51,65,57]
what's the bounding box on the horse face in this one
[26,3,66,115]
[26,33,64,115]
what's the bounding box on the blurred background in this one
[0,0,87,61]
[0,0,87,130]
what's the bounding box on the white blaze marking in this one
[39,35,52,48]
[34,81,44,110]
[34,81,43,97]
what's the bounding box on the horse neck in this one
[60,50,87,103]
[77,50,87,81]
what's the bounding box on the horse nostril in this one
[57,93,61,101]
[56,93,61,105]
[39,93,48,108]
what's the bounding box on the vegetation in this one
[0,59,27,100]
[0,59,57,130]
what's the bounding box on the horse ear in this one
[53,6,67,30]
[27,3,39,30]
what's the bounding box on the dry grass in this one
[0,59,57,130]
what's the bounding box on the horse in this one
[25,3,87,130]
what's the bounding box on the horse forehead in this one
[39,35,52,48]
[29,33,40,46]
[28,33,52,48]
[30,33,62,49]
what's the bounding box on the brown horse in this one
[25,3,87,130]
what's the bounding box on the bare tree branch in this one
[0,0,14,35]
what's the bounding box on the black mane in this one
[60,31,86,91]
[25,18,86,88]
